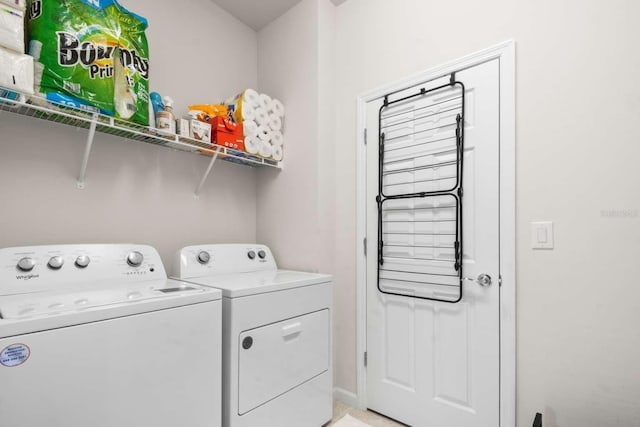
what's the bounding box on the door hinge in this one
[364,351,368,367]
[363,237,367,256]
[499,275,503,287]
[364,128,367,145]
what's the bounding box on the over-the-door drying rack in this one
[377,74,465,303]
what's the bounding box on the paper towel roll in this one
[257,124,271,141]
[255,107,269,125]
[245,136,260,155]
[271,131,284,147]
[259,93,273,111]
[224,88,260,123]
[271,99,285,117]
[272,145,284,162]
[268,114,282,132]
[0,0,26,11]
[259,141,273,158]
[241,102,256,121]
[243,120,259,138]
[0,4,25,54]
[0,47,33,94]
[244,88,260,105]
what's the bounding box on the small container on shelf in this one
[188,111,212,144]
[211,116,244,151]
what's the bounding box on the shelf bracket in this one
[194,146,222,198]
[77,115,98,190]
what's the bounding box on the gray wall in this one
[256,0,322,272]
[332,0,640,426]
[0,0,260,266]
[256,0,339,383]
[254,0,640,426]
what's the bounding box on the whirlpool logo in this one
[16,274,39,281]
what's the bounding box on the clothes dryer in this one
[173,244,332,427]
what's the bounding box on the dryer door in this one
[238,309,330,415]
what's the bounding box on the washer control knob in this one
[197,251,211,265]
[247,251,256,260]
[258,250,266,259]
[48,256,64,270]
[75,255,90,269]
[126,251,144,267]
[17,257,35,272]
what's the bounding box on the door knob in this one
[463,274,492,287]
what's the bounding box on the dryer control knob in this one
[48,256,64,270]
[17,257,35,272]
[242,336,253,350]
[126,251,144,267]
[247,251,256,260]
[258,250,266,259]
[75,255,90,268]
[197,251,211,265]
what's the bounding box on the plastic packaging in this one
[113,46,136,120]
[1,0,25,10]
[27,0,150,123]
[0,47,33,94]
[0,3,24,53]
[27,0,119,115]
[109,1,150,125]
[188,104,228,120]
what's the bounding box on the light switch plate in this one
[531,221,554,249]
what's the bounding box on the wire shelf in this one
[0,87,282,169]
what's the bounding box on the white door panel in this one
[366,59,500,427]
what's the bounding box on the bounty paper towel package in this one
[0,4,24,53]
[28,0,119,114]
[27,0,150,123]
[0,47,34,94]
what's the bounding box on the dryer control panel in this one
[173,244,277,279]
[0,244,167,296]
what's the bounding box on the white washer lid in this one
[179,269,332,298]
[0,278,220,321]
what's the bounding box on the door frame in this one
[354,40,516,427]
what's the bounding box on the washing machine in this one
[0,244,222,427]
[173,244,333,427]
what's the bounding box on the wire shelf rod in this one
[380,95,462,121]
[381,104,462,131]
[384,121,458,143]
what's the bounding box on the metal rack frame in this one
[377,74,465,303]
[0,88,282,197]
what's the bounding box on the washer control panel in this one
[0,244,167,296]
[173,244,277,279]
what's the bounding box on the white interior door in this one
[365,59,500,427]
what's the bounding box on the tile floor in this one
[328,400,407,427]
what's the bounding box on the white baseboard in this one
[333,387,361,408]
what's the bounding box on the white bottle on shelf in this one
[156,96,176,134]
